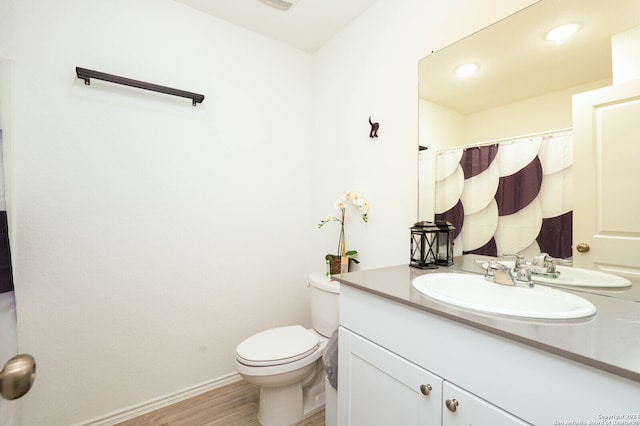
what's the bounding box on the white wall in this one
[612,25,640,84]
[311,0,536,270]
[5,0,539,424]
[421,78,610,153]
[8,0,313,424]
[463,79,610,145]
[0,0,11,59]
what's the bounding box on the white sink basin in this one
[412,273,597,320]
[485,261,631,288]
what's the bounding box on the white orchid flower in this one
[318,191,371,261]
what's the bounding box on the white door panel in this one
[1,59,35,420]
[573,80,640,277]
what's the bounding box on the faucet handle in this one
[514,264,532,285]
[532,253,550,267]
[502,253,526,268]
[486,261,514,286]
[482,260,498,276]
[474,258,493,274]
[480,260,506,280]
[545,256,571,273]
[547,256,572,265]
[502,254,534,287]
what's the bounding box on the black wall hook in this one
[368,116,379,138]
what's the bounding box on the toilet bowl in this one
[235,273,339,426]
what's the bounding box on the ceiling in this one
[173,0,380,53]
[419,0,640,114]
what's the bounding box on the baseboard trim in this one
[76,372,242,426]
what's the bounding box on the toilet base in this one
[256,365,326,426]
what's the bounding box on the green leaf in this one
[325,251,358,260]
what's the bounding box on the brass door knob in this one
[0,354,36,400]
[445,399,459,412]
[576,243,590,253]
[419,384,432,396]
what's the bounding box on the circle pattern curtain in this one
[435,131,573,259]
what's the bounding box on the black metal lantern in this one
[435,220,455,266]
[410,221,440,269]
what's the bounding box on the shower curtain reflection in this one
[435,129,573,259]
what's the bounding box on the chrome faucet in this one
[484,260,533,288]
[530,253,571,278]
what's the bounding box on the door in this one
[0,177,35,413]
[572,79,640,276]
[0,59,36,423]
[338,327,443,426]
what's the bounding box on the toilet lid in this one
[236,325,320,367]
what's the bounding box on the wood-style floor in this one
[116,380,325,426]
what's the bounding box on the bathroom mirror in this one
[418,0,640,301]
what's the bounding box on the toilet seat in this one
[236,325,320,367]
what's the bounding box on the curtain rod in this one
[76,67,205,106]
[437,127,572,153]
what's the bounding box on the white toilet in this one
[235,272,339,426]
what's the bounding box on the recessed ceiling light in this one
[455,63,479,77]
[545,23,579,44]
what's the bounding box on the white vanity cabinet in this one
[339,327,443,425]
[337,283,640,425]
[339,327,527,425]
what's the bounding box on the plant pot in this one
[328,256,349,275]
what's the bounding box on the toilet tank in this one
[308,272,340,337]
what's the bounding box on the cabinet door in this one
[442,381,529,426]
[338,328,442,426]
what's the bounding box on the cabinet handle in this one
[576,243,590,253]
[419,384,432,396]
[445,399,459,412]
